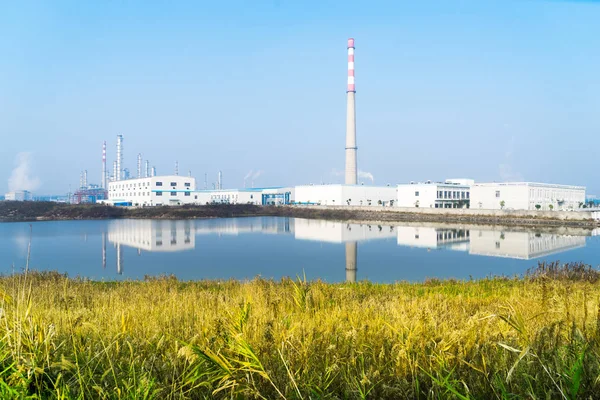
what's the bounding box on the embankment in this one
[1,201,598,228]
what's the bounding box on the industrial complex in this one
[3,38,591,213]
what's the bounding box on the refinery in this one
[3,38,592,213]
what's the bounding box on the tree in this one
[378,200,382,205]
[535,204,541,210]
[549,204,554,211]
[500,200,505,209]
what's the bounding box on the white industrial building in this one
[294,184,396,206]
[396,180,472,209]
[470,182,586,211]
[107,175,196,206]
[4,191,33,201]
[192,187,294,206]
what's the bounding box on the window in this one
[194,195,198,200]
[444,191,448,199]
[435,204,439,208]
[156,192,162,196]
[415,191,419,197]
[250,195,253,199]
[184,182,191,187]
[466,192,470,199]
[156,182,163,186]
[184,192,190,196]
[461,192,465,199]
[495,191,500,198]
[170,182,177,187]
[171,192,177,196]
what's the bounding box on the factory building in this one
[470,182,586,211]
[4,191,33,201]
[192,187,294,206]
[295,184,396,206]
[107,175,196,206]
[396,180,472,208]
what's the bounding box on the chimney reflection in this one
[345,242,357,283]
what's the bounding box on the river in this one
[1,217,599,282]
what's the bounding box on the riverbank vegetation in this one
[1,262,599,398]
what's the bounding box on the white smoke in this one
[498,136,523,182]
[358,170,374,184]
[8,152,40,192]
[330,168,374,184]
[251,170,263,180]
[244,170,254,181]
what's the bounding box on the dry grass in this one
[0,267,599,399]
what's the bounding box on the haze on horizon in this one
[1,0,598,195]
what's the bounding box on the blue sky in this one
[1,0,599,195]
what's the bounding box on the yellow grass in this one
[0,271,599,399]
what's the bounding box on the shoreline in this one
[1,201,598,229]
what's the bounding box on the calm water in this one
[1,217,599,282]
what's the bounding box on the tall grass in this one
[0,264,599,398]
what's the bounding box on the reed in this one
[0,263,599,399]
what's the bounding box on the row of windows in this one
[111,181,192,189]
[155,192,191,197]
[155,182,192,187]
[433,191,469,199]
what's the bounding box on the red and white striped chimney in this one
[344,38,358,185]
[347,38,355,93]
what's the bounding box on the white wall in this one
[295,185,396,206]
[397,183,470,208]
[108,175,196,206]
[471,183,586,211]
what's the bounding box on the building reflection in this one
[396,226,469,251]
[468,230,586,260]
[102,217,590,277]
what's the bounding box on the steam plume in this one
[8,152,40,192]
[358,170,374,184]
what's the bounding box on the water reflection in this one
[101,218,592,279]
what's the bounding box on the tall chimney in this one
[137,153,142,178]
[116,135,123,181]
[113,161,117,182]
[145,160,150,178]
[175,161,179,176]
[345,38,357,185]
[83,170,88,188]
[218,171,222,190]
[102,141,107,189]
[151,166,156,177]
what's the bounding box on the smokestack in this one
[79,171,83,189]
[218,171,222,190]
[113,161,117,182]
[204,173,207,189]
[83,170,88,188]
[145,160,150,178]
[188,170,191,177]
[137,153,142,178]
[102,141,107,189]
[116,135,123,181]
[175,161,179,176]
[345,38,357,185]
[151,166,156,177]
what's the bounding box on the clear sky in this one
[1,0,599,195]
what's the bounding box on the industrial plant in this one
[3,38,590,213]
